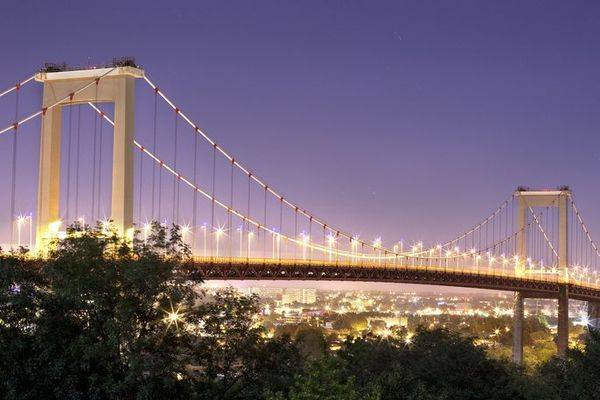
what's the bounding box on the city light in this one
[163,302,184,330]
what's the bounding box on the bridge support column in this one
[588,302,600,332]
[557,285,569,358]
[34,66,144,249]
[36,106,62,245]
[512,291,524,365]
[111,77,135,237]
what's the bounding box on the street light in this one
[215,226,224,257]
[327,233,336,262]
[247,230,254,258]
[300,233,310,261]
[16,215,26,247]
[143,222,151,244]
[202,223,207,257]
[181,224,190,243]
[237,226,243,257]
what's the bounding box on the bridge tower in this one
[512,187,570,364]
[34,65,144,248]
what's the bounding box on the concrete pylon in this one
[512,291,524,365]
[513,188,570,362]
[557,285,569,357]
[35,66,144,249]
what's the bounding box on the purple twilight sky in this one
[0,1,599,292]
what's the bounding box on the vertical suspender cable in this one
[75,105,81,221]
[91,80,98,223]
[137,137,144,225]
[247,173,251,259]
[65,104,73,223]
[229,159,234,258]
[279,198,283,261]
[263,186,267,259]
[97,113,104,219]
[9,84,20,247]
[309,217,313,262]
[151,91,158,218]
[294,208,298,260]
[192,125,199,254]
[211,145,216,255]
[172,109,179,224]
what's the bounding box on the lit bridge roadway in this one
[193,257,600,303]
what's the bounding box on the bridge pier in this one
[34,66,143,248]
[512,291,524,365]
[557,286,569,358]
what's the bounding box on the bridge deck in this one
[192,257,600,303]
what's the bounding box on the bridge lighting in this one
[247,231,254,258]
[351,237,358,263]
[300,233,310,260]
[48,220,62,234]
[16,215,30,248]
[100,219,111,233]
[202,223,208,257]
[327,234,336,262]
[143,223,151,244]
[181,224,191,242]
[237,227,243,257]
[215,226,225,257]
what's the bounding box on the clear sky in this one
[0,1,599,292]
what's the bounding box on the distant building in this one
[281,288,316,305]
[242,287,283,299]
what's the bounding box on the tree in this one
[0,222,197,399]
[268,356,380,400]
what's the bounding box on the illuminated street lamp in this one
[373,237,382,264]
[202,223,207,257]
[327,233,336,262]
[237,226,243,257]
[143,222,151,244]
[350,237,358,263]
[16,215,25,247]
[300,233,310,260]
[181,224,190,243]
[215,226,224,257]
[276,234,281,260]
[247,230,254,258]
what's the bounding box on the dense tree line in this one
[1,223,599,399]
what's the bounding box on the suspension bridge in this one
[1,60,600,364]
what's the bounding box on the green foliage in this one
[268,356,380,400]
[295,326,327,360]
